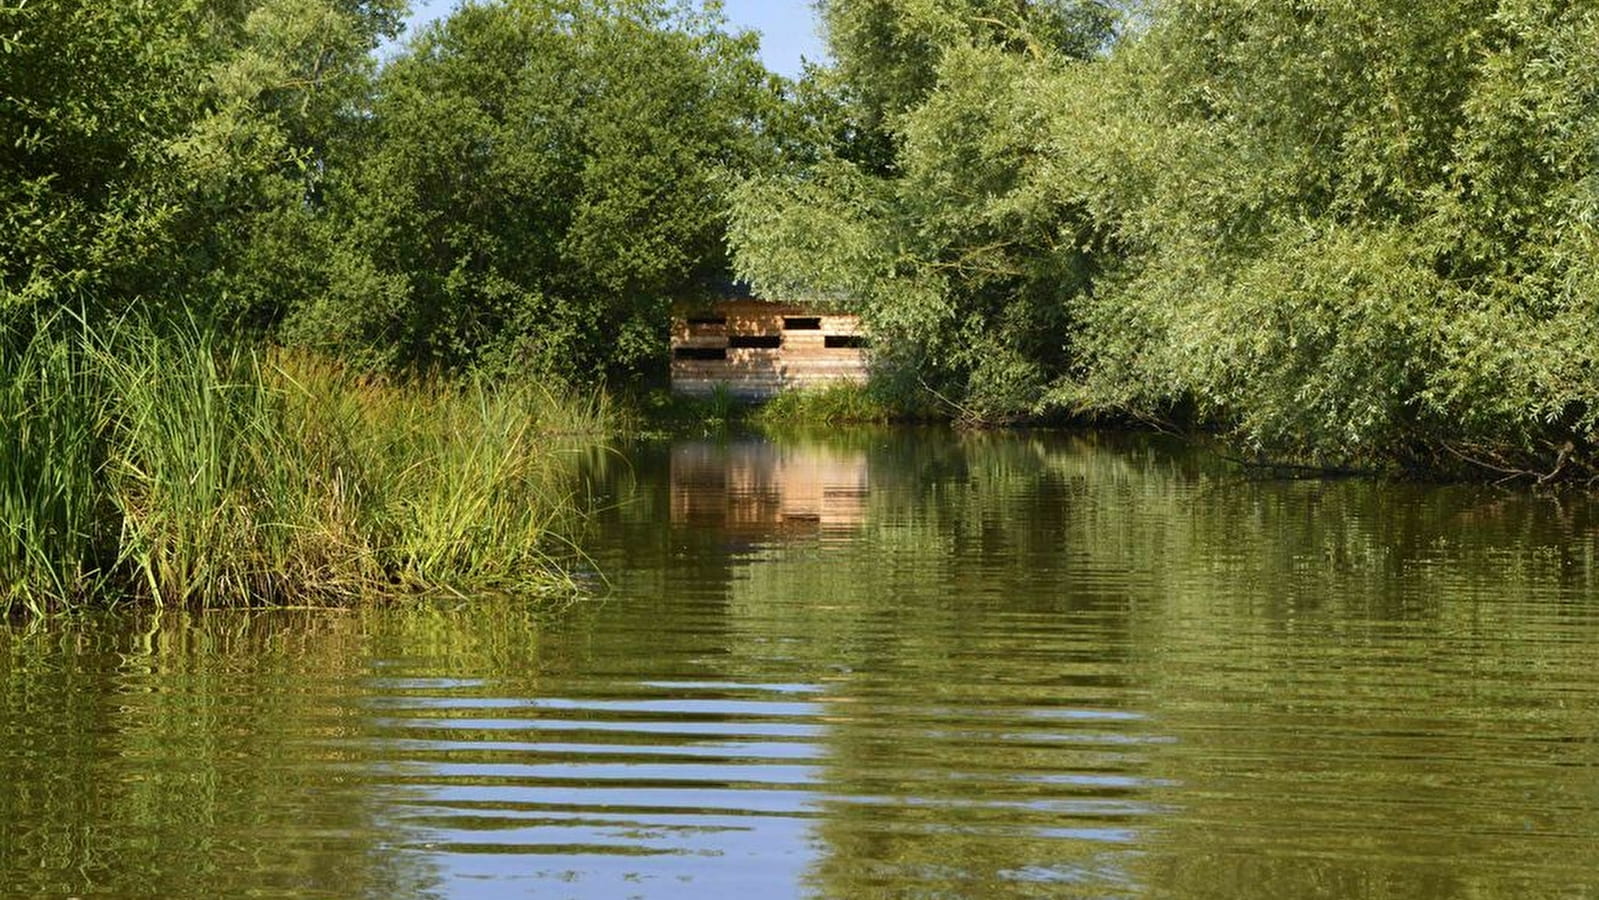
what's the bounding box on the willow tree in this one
[1070,0,1599,471]
[729,0,1118,423]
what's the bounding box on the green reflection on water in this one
[5,429,1599,898]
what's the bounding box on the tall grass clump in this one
[270,353,605,598]
[0,321,114,614]
[97,326,301,602]
[753,381,898,426]
[0,317,606,616]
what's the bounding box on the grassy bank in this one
[753,382,900,426]
[635,381,928,433]
[1,320,606,616]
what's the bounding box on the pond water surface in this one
[4,429,1599,898]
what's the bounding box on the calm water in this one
[5,430,1599,898]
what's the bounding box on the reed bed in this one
[753,381,896,425]
[1,321,606,616]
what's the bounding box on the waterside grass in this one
[752,381,897,426]
[633,381,913,435]
[1,321,606,616]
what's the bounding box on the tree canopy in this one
[731,0,1599,472]
[1069,0,1599,467]
[7,0,1599,472]
[285,0,785,377]
[0,0,402,323]
[731,0,1116,422]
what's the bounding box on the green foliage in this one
[181,0,407,329]
[628,383,747,435]
[754,380,896,425]
[1,0,204,313]
[731,1,1115,424]
[288,0,784,379]
[818,0,1117,171]
[6,0,1597,585]
[740,0,1599,469]
[0,0,402,324]
[0,318,602,615]
[1067,0,1599,469]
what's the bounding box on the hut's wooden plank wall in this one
[670,299,868,399]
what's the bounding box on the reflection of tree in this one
[715,429,1599,898]
[7,432,1598,897]
[719,431,1154,896]
[575,440,744,681]
[0,612,445,898]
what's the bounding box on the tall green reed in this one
[273,356,601,597]
[0,320,113,614]
[0,318,606,615]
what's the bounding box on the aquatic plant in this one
[753,382,894,426]
[0,319,604,615]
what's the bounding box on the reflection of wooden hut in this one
[670,299,868,399]
[671,442,868,536]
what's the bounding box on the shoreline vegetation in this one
[642,382,1599,486]
[2,319,605,617]
[725,1,1599,481]
[7,0,1599,611]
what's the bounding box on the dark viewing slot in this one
[686,316,727,327]
[824,335,869,349]
[729,335,782,349]
[674,347,728,360]
[783,317,822,330]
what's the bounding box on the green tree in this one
[0,0,402,325]
[1069,0,1599,470]
[729,1,1116,423]
[182,0,407,330]
[288,0,783,378]
[1,0,207,315]
[820,0,1116,170]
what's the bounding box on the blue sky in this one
[400,0,827,77]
